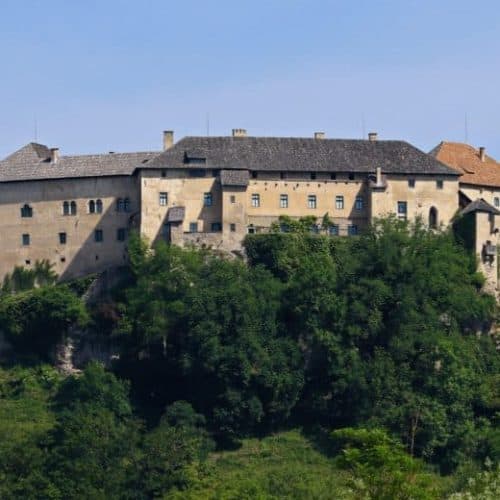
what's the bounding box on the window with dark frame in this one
[89,200,96,213]
[211,222,222,232]
[22,233,30,246]
[117,228,126,241]
[397,201,408,220]
[335,195,344,210]
[94,229,103,242]
[21,204,33,217]
[436,180,444,189]
[230,195,236,203]
[189,222,198,233]
[308,195,317,209]
[70,201,77,215]
[159,192,168,206]
[251,194,260,207]
[280,194,288,208]
[230,223,236,232]
[355,196,363,210]
[203,192,213,207]
[408,178,416,188]
[348,224,358,236]
[96,199,103,213]
[59,232,67,244]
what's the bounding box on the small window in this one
[397,201,407,220]
[408,179,415,188]
[308,195,317,209]
[22,233,30,246]
[203,192,213,207]
[60,257,66,263]
[70,201,77,215]
[494,197,499,208]
[25,259,31,265]
[348,173,355,181]
[248,225,256,234]
[88,200,96,214]
[161,170,167,178]
[94,229,103,242]
[63,201,70,216]
[310,172,317,180]
[251,194,260,207]
[230,195,236,204]
[230,223,236,232]
[116,198,125,212]
[20,204,33,218]
[96,199,103,213]
[329,225,339,236]
[124,198,131,212]
[159,192,168,206]
[335,195,344,210]
[280,194,288,208]
[252,172,258,179]
[189,222,198,233]
[330,173,337,180]
[348,225,358,236]
[436,180,444,189]
[211,222,222,232]
[117,228,126,241]
[355,196,363,210]
[59,232,67,244]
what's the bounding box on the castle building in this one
[0,129,466,282]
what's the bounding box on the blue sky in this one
[1,0,499,158]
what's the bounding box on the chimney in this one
[50,148,60,164]
[479,146,486,162]
[314,132,325,139]
[368,132,378,142]
[232,128,247,138]
[163,130,174,151]
[376,166,382,185]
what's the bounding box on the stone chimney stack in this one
[314,132,325,139]
[232,128,247,138]
[479,146,486,162]
[376,166,382,185]
[368,132,378,142]
[50,148,60,164]
[163,131,174,151]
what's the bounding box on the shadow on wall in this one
[59,200,133,281]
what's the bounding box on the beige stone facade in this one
[0,131,475,283]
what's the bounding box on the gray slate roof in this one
[220,169,250,187]
[167,206,185,222]
[146,136,459,176]
[460,198,500,216]
[0,143,159,182]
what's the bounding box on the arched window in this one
[116,198,124,212]
[63,201,70,216]
[70,201,77,215]
[124,198,131,212]
[429,206,438,229]
[88,200,96,214]
[96,199,103,213]
[21,204,33,217]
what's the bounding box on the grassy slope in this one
[167,430,355,500]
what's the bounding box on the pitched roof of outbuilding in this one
[460,198,500,216]
[0,142,159,182]
[430,142,500,187]
[220,169,250,187]
[146,136,459,176]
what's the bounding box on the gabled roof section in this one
[0,143,160,182]
[430,141,500,187]
[220,169,249,187]
[145,136,459,176]
[460,198,500,216]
